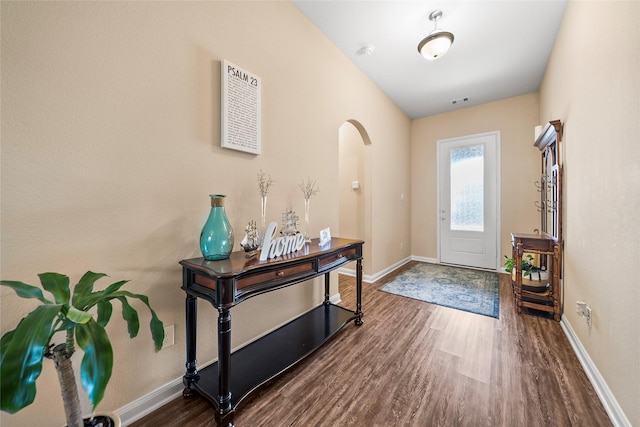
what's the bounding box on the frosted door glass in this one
[450,145,484,231]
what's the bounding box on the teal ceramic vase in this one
[200,194,234,260]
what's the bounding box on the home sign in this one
[259,222,306,261]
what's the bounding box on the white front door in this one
[438,132,499,270]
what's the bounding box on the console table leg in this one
[323,273,331,305]
[183,293,199,397]
[355,258,364,325]
[216,411,235,427]
[217,307,232,418]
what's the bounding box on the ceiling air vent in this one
[451,97,469,105]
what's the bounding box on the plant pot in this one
[64,413,120,427]
[511,269,549,281]
[511,270,550,293]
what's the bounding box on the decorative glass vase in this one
[260,196,267,228]
[200,194,234,260]
[303,198,311,242]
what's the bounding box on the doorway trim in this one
[436,131,501,271]
[338,119,372,277]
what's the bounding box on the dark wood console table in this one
[179,237,364,427]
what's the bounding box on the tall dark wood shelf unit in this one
[179,237,364,427]
[511,120,563,321]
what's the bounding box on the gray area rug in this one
[380,263,499,318]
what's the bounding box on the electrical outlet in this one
[576,302,592,329]
[162,324,175,349]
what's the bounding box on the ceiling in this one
[292,1,567,119]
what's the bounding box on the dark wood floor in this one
[130,262,611,427]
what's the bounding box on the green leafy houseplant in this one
[504,254,543,278]
[1,271,164,427]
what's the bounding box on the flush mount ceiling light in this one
[417,10,455,60]
[357,44,375,56]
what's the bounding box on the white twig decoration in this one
[257,170,274,198]
[299,177,320,200]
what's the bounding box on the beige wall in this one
[411,93,541,262]
[539,1,640,425]
[367,100,412,273]
[0,2,411,425]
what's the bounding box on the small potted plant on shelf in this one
[504,254,550,291]
[1,271,164,427]
[504,253,540,277]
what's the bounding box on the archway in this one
[338,119,372,277]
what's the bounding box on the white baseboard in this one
[339,256,414,283]
[329,292,341,304]
[336,266,356,278]
[118,376,184,426]
[560,315,631,427]
[410,255,437,264]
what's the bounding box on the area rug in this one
[380,263,499,318]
